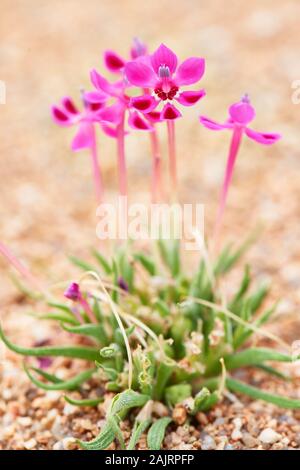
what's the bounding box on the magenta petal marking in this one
[130,95,158,113]
[151,44,178,75]
[100,123,118,138]
[125,61,157,87]
[214,126,243,242]
[245,127,281,145]
[175,57,205,85]
[51,106,72,125]
[176,89,206,106]
[62,97,79,115]
[199,116,232,131]
[145,111,162,123]
[160,103,182,121]
[229,101,255,125]
[104,50,126,73]
[128,111,153,131]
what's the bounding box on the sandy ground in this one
[1,0,300,450]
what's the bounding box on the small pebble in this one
[258,428,282,444]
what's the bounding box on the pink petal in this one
[61,97,79,115]
[71,122,93,151]
[175,57,205,85]
[51,106,72,126]
[229,101,255,125]
[176,89,206,106]
[100,123,118,138]
[199,116,233,131]
[145,111,162,123]
[90,69,120,97]
[99,103,124,124]
[151,44,178,75]
[130,95,158,113]
[245,127,281,145]
[84,90,107,104]
[160,103,182,121]
[125,61,157,87]
[128,111,153,131]
[104,50,126,73]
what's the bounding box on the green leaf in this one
[225,378,300,409]
[157,239,180,278]
[64,395,104,406]
[153,362,174,401]
[68,256,97,272]
[133,253,156,276]
[127,419,151,450]
[79,420,116,450]
[225,348,292,370]
[47,302,73,313]
[36,313,80,325]
[254,364,290,381]
[192,387,210,414]
[110,390,150,415]
[147,417,172,450]
[165,384,192,406]
[91,249,112,274]
[0,326,100,361]
[24,364,95,391]
[61,323,107,343]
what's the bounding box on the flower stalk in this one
[167,120,177,201]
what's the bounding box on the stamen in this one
[241,93,250,103]
[158,65,171,78]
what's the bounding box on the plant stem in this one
[213,126,243,249]
[167,120,177,202]
[0,241,47,297]
[117,111,127,197]
[90,126,104,205]
[149,127,163,202]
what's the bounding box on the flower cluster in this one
[52,39,281,236]
[52,40,206,203]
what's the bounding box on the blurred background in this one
[0,0,300,336]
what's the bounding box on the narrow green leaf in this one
[133,253,156,276]
[147,417,172,450]
[0,326,100,361]
[127,419,151,450]
[91,249,112,274]
[68,256,97,272]
[79,420,116,450]
[24,364,95,391]
[254,364,290,381]
[64,395,104,406]
[61,323,107,343]
[225,348,292,370]
[37,313,80,325]
[225,377,300,409]
[110,390,150,415]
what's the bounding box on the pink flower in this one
[51,93,110,150]
[64,282,97,323]
[89,70,156,131]
[199,94,281,145]
[104,38,148,74]
[199,95,281,245]
[125,43,206,121]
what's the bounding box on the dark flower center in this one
[154,85,179,101]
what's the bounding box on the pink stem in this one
[167,120,177,201]
[116,111,127,197]
[90,126,104,205]
[213,126,243,247]
[149,127,163,202]
[0,241,45,295]
[79,296,97,323]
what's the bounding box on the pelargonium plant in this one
[1,39,299,451]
